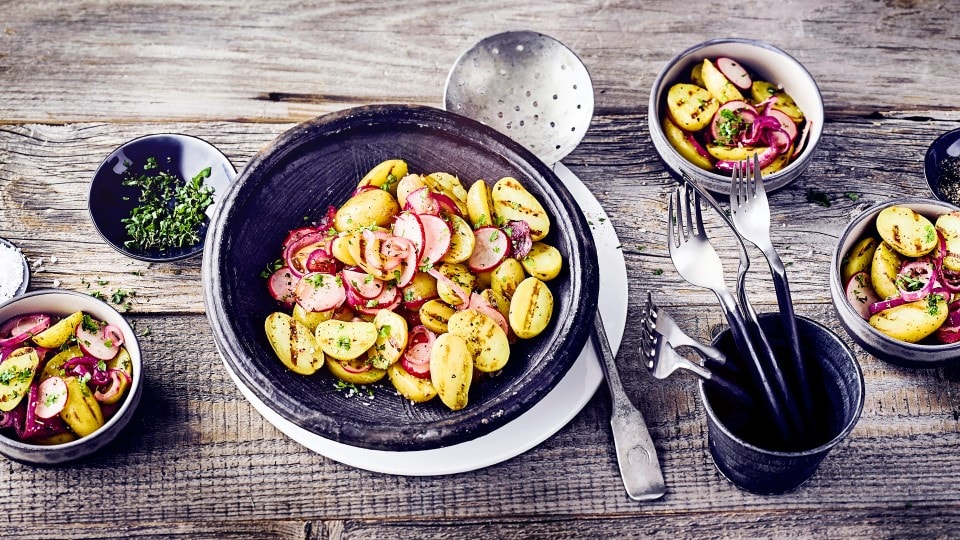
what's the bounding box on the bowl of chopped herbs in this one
[88,134,236,262]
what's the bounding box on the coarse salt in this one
[0,242,25,301]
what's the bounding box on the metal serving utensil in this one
[730,155,812,424]
[445,30,665,501]
[667,184,791,442]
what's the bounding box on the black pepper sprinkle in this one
[937,156,960,205]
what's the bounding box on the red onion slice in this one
[896,261,936,302]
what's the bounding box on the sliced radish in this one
[0,314,51,348]
[418,214,452,266]
[351,283,401,316]
[395,247,418,288]
[709,101,758,143]
[342,268,384,300]
[338,358,373,374]
[468,226,511,272]
[505,220,533,260]
[716,57,752,90]
[716,145,780,172]
[35,376,68,419]
[846,272,880,320]
[379,236,414,272]
[400,326,435,379]
[268,266,299,305]
[466,293,509,336]
[76,320,123,360]
[284,230,330,278]
[393,212,426,261]
[432,192,463,217]
[792,120,813,159]
[763,109,798,142]
[305,248,338,274]
[404,187,440,215]
[295,272,346,312]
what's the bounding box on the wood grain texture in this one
[2,0,960,537]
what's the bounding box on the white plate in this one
[221,163,627,475]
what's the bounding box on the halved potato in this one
[367,309,408,369]
[388,363,437,403]
[326,358,386,385]
[701,59,744,104]
[508,277,554,339]
[0,347,40,412]
[870,241,904,300]
[491,177,550,241]
[870,295,948,343]
[875,206,937,258]
[665,83,718,133]
[265,312,325,375]
[447,309,510,372]
[442,214,476,264]
[841,236,879,285]
[430,333,473,411]
[31,311,84,348]
[520,242,562,281]
[356,159,407,194]
[315,320,378,361]
[466,179,494,228]
[662,116,712,170]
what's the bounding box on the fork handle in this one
[591,311,666,501]
[764,250,814,426]
[715,289,792,443]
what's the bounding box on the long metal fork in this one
[729,155,813,424]
[639,318,755,408]
[667,184,790,441]
[642,291,727,369]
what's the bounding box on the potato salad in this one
[842,206,960,344]
[0,311,133,444]
[663,56,810,175]
[263,159,562,410]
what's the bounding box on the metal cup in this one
[699,313,864,495]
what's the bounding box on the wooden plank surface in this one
[2,0,960,538]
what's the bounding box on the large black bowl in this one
[203,104,599,451]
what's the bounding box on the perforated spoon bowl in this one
[445,31,665,501]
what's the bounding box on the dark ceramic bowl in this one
[830,198,960,367]
[701,313,864,495]
[88,133,236,262]
[0,290,143,465]
[0,237,29,302]
[649,38,824,195]
[924,127,960,205]
[203,104,599,451]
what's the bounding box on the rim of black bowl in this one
[648,37,824,195]
[924,127,960,204]
[88,133,237,263]
[202,104,600,451]
[831,198,960,365]
[0,237,29,299]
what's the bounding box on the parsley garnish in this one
[806,188,831,208]
[121,160,214,252]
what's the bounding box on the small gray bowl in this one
[0,290,143,464]
[830,198,960,367]
[649,38,824,195]
[0,237,29,302]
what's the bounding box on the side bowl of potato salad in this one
[0,290,143,465]
[649,38,824,195]
[830,198,960,368]
[203,105,599,453]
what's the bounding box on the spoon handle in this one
[591,310,666,501]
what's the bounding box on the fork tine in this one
[751,152,765,201]
[667,187,678,248]
[644,291,658,333]
[691,186,706,238]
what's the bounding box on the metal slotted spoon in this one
[444,31,665,502]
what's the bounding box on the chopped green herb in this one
[845,192,861,201]
[121,159,214,252]
[81,314,101,333]
[260,259,283,279]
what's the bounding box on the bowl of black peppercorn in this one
[924,127,960,206]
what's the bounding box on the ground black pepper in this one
[938,156,960,205]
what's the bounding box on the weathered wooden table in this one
[2,1,960,537]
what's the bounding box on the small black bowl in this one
[924,127,960,205]
[203,104,599,451]
[88,134,236,262]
